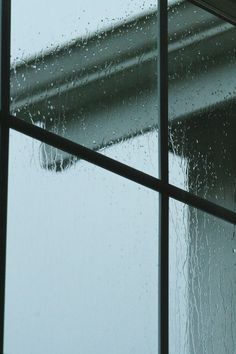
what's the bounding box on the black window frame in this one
[0,1,236,353]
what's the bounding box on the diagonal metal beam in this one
[189,0,236,26]
[9,116,236,225]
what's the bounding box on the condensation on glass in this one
[169,198,236,354]
[5,130,159,354]
[10,0,159,175]
[168,1,236,211]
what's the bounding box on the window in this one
[0,1,235,353]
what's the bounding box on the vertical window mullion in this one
[0,0,11,351]
[158,0,169,353]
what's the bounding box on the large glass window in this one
[0,1,235,354]
[169,198,236,354]
[168,0,236,211]
[10,0,159,174]
[5,130,159,354]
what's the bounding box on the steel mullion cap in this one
[190,0,236,25]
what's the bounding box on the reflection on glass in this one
[169,198,236,354]
[5,130,159,354]
[10,0,159,175]
[168,1,236,211]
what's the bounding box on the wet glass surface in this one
[10,0,159,175]
[169,198,236,354]
[5,129,159,354]
[168,1,236,211]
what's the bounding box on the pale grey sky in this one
[4,129,188,354]
[11,0,179,62]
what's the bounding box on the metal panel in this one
[190,0,236,25]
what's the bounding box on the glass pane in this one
[5,130,159,354]
[10,0,160,175]
[168,1,236,211]
[169,198,236,354]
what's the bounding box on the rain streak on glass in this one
[5,130,159,354]
[10,0,161,175]
[168,1,236,211]
[169,198,236,354]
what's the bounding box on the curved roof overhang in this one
[10,0,236,168]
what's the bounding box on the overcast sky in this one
[11,0,178,62]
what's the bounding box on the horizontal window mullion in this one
[8,115,236,225]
